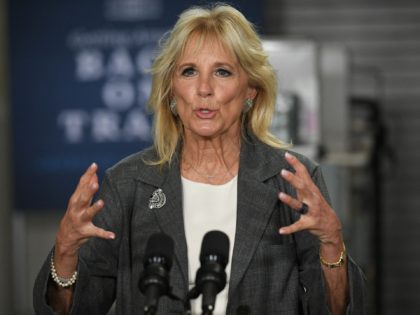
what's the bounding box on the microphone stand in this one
[142,287,183,315]
[186,286,215,315]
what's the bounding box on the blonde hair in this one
[148,3,285,165]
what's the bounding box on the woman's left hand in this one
[278,152,342,245]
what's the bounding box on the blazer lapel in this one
[229,177,278,295]
[136,154,189,296]
[228,135,286,297]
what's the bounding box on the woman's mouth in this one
[195,108,217,119]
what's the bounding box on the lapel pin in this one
[149,188,166,209]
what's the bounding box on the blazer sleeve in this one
[294,165,367,315]
[33,172,123,315]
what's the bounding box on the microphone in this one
[192,230,230,315]
[139,233,174,315]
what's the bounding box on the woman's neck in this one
[181,132,241,184]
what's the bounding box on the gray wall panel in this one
[264,0,420,313]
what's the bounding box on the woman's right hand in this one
[53,163,115,277]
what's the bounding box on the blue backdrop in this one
[8,0,263,210]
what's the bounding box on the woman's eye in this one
[216,68,232,77]
[181,67,196,77]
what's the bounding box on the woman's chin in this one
[188,125,234,139]
[185,120,240,139]
[191,129,220,139]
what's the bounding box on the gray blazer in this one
[34,133,366,315]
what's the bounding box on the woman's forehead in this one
[178,33,236,62]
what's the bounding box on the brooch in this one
[149,188,166,209]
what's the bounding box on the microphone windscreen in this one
[199,230,230,266]
[144,233,174,268]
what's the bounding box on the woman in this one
[34,4,365,315]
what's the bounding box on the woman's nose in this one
[197,74,213,97]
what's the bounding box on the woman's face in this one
[172,36,256,140]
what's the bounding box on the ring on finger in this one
[297,202,309,215]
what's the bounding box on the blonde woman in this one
[34,4,365,315]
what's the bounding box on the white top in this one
[182,175,238,315]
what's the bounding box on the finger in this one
[285,152,311,179]
[83,199,105,221]
[281,166,320,198]
[281,169,306,191]
[90,225,116,240]
[76,181,99,208]
[279,192,303,210]
[73,163,99,198]
[285,153,321,194]
[279,220,306,235]
[77,220,115,240]
[285,153,320,192]
[83,203,115,239]
[79,163,98,186]
[78,200,115,240]
[68,164,99,209]
[90,173,99,186]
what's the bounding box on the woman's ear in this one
[247,86,257,100]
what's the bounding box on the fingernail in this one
[92,183,98,189]
[109,233,115,239]
[285,152,293,159]
[279,192,286,199]
[279,228,285,234]
[281,169,288,176]
[90,162,97,169]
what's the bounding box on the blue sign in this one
[8,0,262,210]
